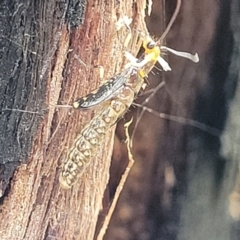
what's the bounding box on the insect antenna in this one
[1,108,42,115]
[157,0,182,45]
[131,80,166,142]
[133,103,240,148]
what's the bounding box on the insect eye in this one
[147,41,155,49]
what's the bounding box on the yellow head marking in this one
[142,37,161,63]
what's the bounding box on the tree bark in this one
[0,0,149,239]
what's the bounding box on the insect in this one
[59,34,168,188]
[59,0,199,189]
[59,41,165,188]
[59,50,198,189]
[59,66,144,188]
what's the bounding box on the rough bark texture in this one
[1,0,240,239]
[106,0,240,240]
[0,0,149,239]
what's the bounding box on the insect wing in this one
[73,68,134,109]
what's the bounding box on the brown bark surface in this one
[0,0,149,239]
[1,0,240,239]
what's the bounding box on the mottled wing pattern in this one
[73,67,134,109]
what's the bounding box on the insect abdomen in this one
[59,86,135,189]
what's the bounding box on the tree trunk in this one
[0,0,149,239]
[2,0,240,239]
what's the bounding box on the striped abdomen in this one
[59,69,144,188]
